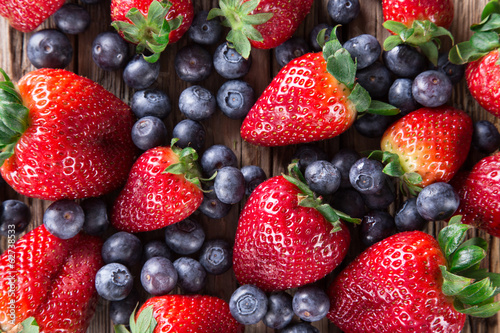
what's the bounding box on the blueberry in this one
[472,120,500,154]
[292,145,328,172]
[123,55,160,90]
[275,37,310,68]
[53,4,90,35]
[431,52,466,85]
[200,144,238,177]
[0,200,31,237]
[229,284,268,325]
[309,23,335,52]
[173,257,207,293]
[331,148,361,188]
[95,263,134,301]
[354,113,396,138]
[412,70,452,108]
[360,210,396,247]
[27,29,73,69]
[213,43,252,79]
[102,231,143,267]
[394,197,427,232]
[164,218,205,255]
[349,158,387,194]
[416,182,460,221]
[81,197,109,236]
[214,166,246,204]
[217,80,255,119]
[131,116,168,151]
[81,0,103,3]
[199,239,232,275]
[331,188,367,218]
[174,44,213,82]
[178,85,216,121]
[292,285,330,322]
[142,240,173,262]
[141,257,178,296]
[130,89,171,119]
[263,291,294,329]
[304,160,341,195]
[356,62,393,98]
[281,322,320,333]
[92,32,129,72]
[241,165,267,195]
[198,190,233,219]
[327,0,360,24]
[361,181,396,210]
[343,34,381,69]
[43,199,84,239]
[172,119,206,151]
[109,289,139,325]
[388,78,419,116]
[383,44,427,78]
[188,10,222,45]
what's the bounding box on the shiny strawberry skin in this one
[240,52,357,147]
[0,225,103,332]
[233,175,350,292]
[0,0,65,32]
[0,68,136,200]
[111,0,193,44]
[381,106,473,186]
[382,0,454,29]
[139,295,244,333]
[466,49,500,118]
[327,231,466,333]
[111,146,203,233]
[453,152,500,237]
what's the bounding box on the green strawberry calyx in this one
[0,69,30,167]
[163,138,207,190]
[317,26,400,117]
[114,305,157,333]
[383,20,454,66]
[207,0,274,59]
[282,161,360,233]
[439,216,500,318]
[111,0,182,63]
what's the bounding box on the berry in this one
[174,44,213,82]
[131,116,168,151]
[292,285,330,322]
[164,218,205,255]
[327,0,361,25]
[172,119,206,151]
[262,291,294,329]
[292,144,328,172]
[394,197,427,232]
[383,44,427,78]
[213,43,252,79]
[142,240,173,262]
[275,37,310,68]
[331,188,367,218]
[109,289,140,325]
[343,34,381,69]
[416,182,460,221]
[188,10,222,45]
[200,144,238,177]
[354,113,396,138]
[309,23,335,52]
[214,166,246,204]
[412,70,453,108]
[388,78,419,116]
[229,284,268,325]
[123,55,160,90]
[173,257,207,293]
[81,197,109,236]
[53,4,90,34]
[349,158,387,194]
[95,263,134,301]
[198,189,233,219]
[27,29,73,69]
[356,62,393,98]
[304,160,341,195]
[92,31,129,71]
[199,239,233,275]
[331,148,361,188]
[43,199,84,239]
[472,120,500,154]
[130,88,171,119]
[281,323,320,333]
[141,257,178,296]
[241,165,267,195]
[217,80,255,119]
[178,85,217,121]
[432,52,465,85]
[361,182,396,210]
[0,200,31,236]
[360,210,396,247]
[101,231,143,267]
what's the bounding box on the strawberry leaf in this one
[115,325,131,333]
[454,299,500,318]
[366,100,400,115]
[440,265,474,296]
[470,31,500,51]
[382,20,408,34]
[448,41,487,64]
[326,48,356,90]
[481,0,500,20]
[419,41,439,65]
[438,221,471,258]
[348,84,371,113]
[449,245,487,273]
[322,25,342,59]
[227,30,251,59]
[383,35,404,51]
[21,317,40,333]
[456,278,496,305]
[135,305,157,333]
[471,13,500,32]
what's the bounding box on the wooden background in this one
[1,0,499,332]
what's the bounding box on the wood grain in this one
[0,0,498,332]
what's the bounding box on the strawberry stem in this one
[164,138,203,189]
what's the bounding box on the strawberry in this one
[0,68,135,201]
[327,218,500,332]
[233,162,357,292]
[115,294,244,333]
[111,141,204,233]
[452,152,500,237]
[0,0,65,32]
[240,31,398,147]
[111,0,194,62]
[208,0,314,58]
[378,106,473,189]
[0,225,103,332]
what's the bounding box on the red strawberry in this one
[233,164,353,292]
[0,0,65,32]
[327,220,500,332]
[208,0,314,58]
[452,152,500,237]
[380,106,473,187]
[382,0,454,29]
[0,225,103,332]
[0,68,135,201]
[111,143,204,233]
[117,295,244,333]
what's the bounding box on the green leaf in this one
[322,26,342,59]
[400,27,415,42]
[383,35,404,51]
[146,0,171,25]
[456,278,496,305]
[135,305,156,332]
[126,7,148,27]
[481,0,500,20]
[440,266,474,296]
[448,41,487,64]
[207,8,224,20]
[347,84,371,113]
[448,215,463,225]
[114,325,131,333]
[242,25,264,42]
[164,162,186,175]
[241,12,273,25]
[366,100,400,115]
[470,31,500,52]
[404,172,422,185]
[383,20,408,34]
[471,13,500,32]
[459,237,488,253]
[449,245,487,273]
[326,48,356,89]
[383,161,405,178]
[460,268,500,293]
[438,222,471,258]
[419,41,439,65]
[227,30,251,59]
[168,15,183,31]
[240,0,260,14]
[112,21,141,44]
[21,317,40,333]
[283,174,314,197]
[315,203,340,224]
[333,208,361,224]
[454,299,500,318]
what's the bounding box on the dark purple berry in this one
[354,113,396,138]
[275,37,310,68]
[0,200,31,236]
[343,34,381,69]
[200,144,238,177]
[217,80,255,119]
[349,158,387,194]
[416,182,460,221]
[142,240,173,262]
[394,197,427,232]
[81,197,109,236]
[305,160,341,195]
[101,231,143,267]
[198,190,232,219]
[241,165,267,195]
[412,70,452,108]
[292,285,330,322]
[173,257,207,293]
[213,43,252,79]
[229,284,268,325]
[178,85,216,121]
[131,116,168,151]
[356,62,393,98]
[174,44,213,82]
[292,145,328,172]
[472,120,500,154]
[188,10,222,45]
[53,4,90,34]
[95,263,134,301]
[43,199,84,239]
[263,291,294,329]
[431,52,465,85]
[214,166,246,204]
[327,0,361,24]
[123,55,160,90]
[331,148,361,188]
[109,289,139,325]
[27,29,73,69]
[383,44,427,78]
[164,218,205,255]
[199,239,232,275]
[130,89,171,119]
[281,322,320,333]
[361,181,395,210]
[140,257,178,296]
[92,32,129,72]
[331,188,366,218]
[360,210,396,247]
[172,119,206,151]
[388,78,419,116]
[309,23,335,52]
